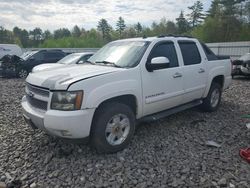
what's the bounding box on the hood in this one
[26,64,122,90]
[32,63,67,73]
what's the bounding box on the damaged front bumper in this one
[0,66,17,77]
[21,96,95,139]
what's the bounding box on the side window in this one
[149,42,179,68]
[44,52,55,60]
[54,52,65,59]
[201,43,218,61]
[32,52,44,61]
[178,41,201,65]
[45,52,64,60]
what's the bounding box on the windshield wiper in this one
[95,61,122,68]
[85,60,96,65]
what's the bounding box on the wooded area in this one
[0,0,249,48]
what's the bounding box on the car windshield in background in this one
[20,51,38,61]
[57,54,82,64]
[88,41,150,68]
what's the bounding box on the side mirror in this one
[146,57,170,72]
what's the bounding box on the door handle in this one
[198,68,205,73]
[173,72,182,78]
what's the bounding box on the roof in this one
[116,35,196,43]
[73,52,95,55]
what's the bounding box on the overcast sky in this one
[0,0,212,31]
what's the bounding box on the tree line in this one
[0,0,249,48]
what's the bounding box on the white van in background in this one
[0,44,23,59]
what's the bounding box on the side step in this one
[140,99,203,122]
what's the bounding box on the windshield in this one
[57,54,82,64]
[88,41,150,68]
[20,51,38,60]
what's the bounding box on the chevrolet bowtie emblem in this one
[28,91,34,98]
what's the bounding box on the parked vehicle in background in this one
[32,52,94,73]
[0,49,66,78]
[0,44,22,59]
[232,53,250,77]
[22,36,232,153]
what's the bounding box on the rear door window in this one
[149,42,179,68]
[178,41,201,65]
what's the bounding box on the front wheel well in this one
[95,95,137,115]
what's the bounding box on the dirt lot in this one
[0,78,250,188]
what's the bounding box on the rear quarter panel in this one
[203,59,232,98]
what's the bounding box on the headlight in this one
[51,91,83,111]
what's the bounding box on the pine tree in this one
[43,30,52,40]
[97,19,112,41]
[135,22,142,36]
[116,17,126,38]
[187,1,205,27]
[220,0,246,16]
[176,11,189,34]
[72,25,81,37]
[208,0,222,17]
[166,21,177,34]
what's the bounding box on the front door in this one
[141,41,184,116]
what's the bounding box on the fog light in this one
[60,130,72,137]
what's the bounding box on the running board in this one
[140,100,203,122]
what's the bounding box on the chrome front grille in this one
[26,83,49,97]
[26,95,48,111]
[25,83,49,111]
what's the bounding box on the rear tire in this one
[200,83,222,112]
[91,102,135,153]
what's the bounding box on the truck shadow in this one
[36,98,240,158]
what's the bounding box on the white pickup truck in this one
[22,36,232,153]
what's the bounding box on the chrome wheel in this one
[105,114,130,146]
[18,69,28,78]
[210,88,220,108]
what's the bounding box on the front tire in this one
[18,69,28,78]
[91,102,135,153]
[201,83,222,112]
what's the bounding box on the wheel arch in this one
[212,75,224,88]
[94,94,138,117]
[203,74,225,98]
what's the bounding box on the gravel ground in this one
[0,78,250,188]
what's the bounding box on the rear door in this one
[178,41,207,103]
[141,41,184,116]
